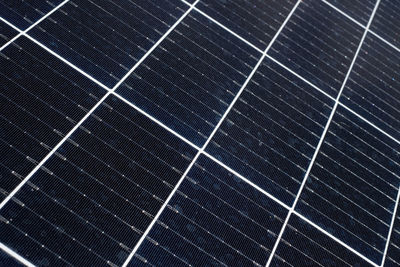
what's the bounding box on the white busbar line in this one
[266,0,382,266]
[369,30,400,53]
[23,34,110,91]
[0,242,35,267]
[0,2,202,264]
[0,0,70,52]
[0,91,111,211]
[202,151,291,210]
[320,0,400,54]
[178,0,263,54]
[293,212,380,267]
[0,0,199,220]
[266,52,400,146]
[320,0,366,28]
[112,92,201,151]
[381,186,400,266]
[0,1,398,266]
[122,0,303,265]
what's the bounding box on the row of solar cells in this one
[0,0,400,266]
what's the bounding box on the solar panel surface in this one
[0,0,400,266]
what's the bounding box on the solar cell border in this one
[0,0,400,266]
[267,0,386,266]
[122,0,302,265]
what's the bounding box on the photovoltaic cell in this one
[296,105,400,264]
[0,0,64,30]
[0,95,197,266]
[341,33,400,140]
[268,0,364,97]
[0,20,18,47]
[1,0,400,266]
[117,10,260,147]
[206,57,334,206]
[28,0,188,87]
[384,205,400,266]
[324,0,376,26]
[0,36,105,202]
[195,0,297,50]
[130,155,288,266]
[370,0,400,49]
[269,214,373,267]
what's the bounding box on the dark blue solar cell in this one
[0,20,18,47]
[0,212,68,266]
[296,105,400,264]
[323,0,375,26]
[270,214,374,266]
[371,0,400,49]
[0,0,64,30]
[132,155,288,266]
[28,0,188,87]
[0,36,104,201]
[268,0,364,97]
[0,247,24,267]
[384,204,400,266]
[196,0,297,50]
[0,95,197,266]
[206,57,334,206]
[341,33,400,140]
[117,10,260,147]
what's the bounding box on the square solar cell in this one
[341,33,400,141]
[323,0,375,26]
[371,0,400,49]
[117,10,261,147]
[195,0,297,50]
[270,214,374,266]
[130,155,288,267]
[0,0,64,30]
[268,0,364,97]
[0,95,197,266]
[0,36,105,203]
[206,57,334,206]
[0,19,18,47]
[384,204,400,266]
[28,0,188,87]
[296,105,400,264]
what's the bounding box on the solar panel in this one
[0,0,400,266]
[0,19,17,47]
[28,0,189,87]
[370,0,400,49]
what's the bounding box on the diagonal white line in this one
[112,92,200,151]
[179,0,264,53]
[0,242,34,267]
[23,34,110,91]
[293,212,380,267]
[202,151,291,210]
[266,0,382,266]
[0,92,111,212]
[320,0,400,54]
[0,0,399,265]
[266,53,400,147]
[369,30,400,53]
[338,103,400,145]
[122,0,303,266]
[0,0,70,52]
[381,186,400,266]
[0,0,200,227]
[320,0,366,28]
